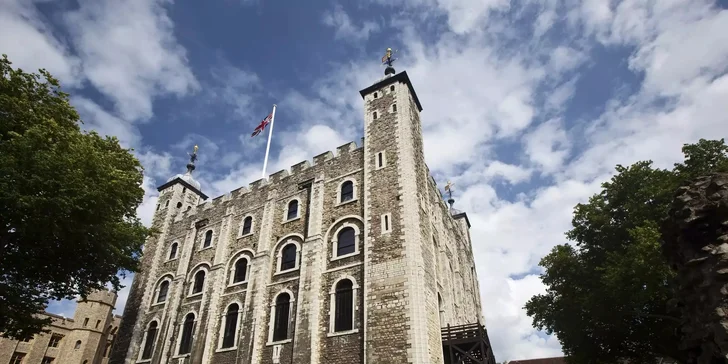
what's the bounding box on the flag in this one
[251,113,272,137]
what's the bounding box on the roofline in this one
[157,177,209,200]
[452,212,471,228]
[359,71,423,112]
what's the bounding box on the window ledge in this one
[282,216,301,224]
[187,292,203,298]
[150,301,166,307]
[266,339,292,346]
[216,346,238,353]
[273,268,299,276]
[172,354,192,359]
[238,232,254,239]
[336,198,358,207]
[331,251,360,261]
[165,257,179,262]
[227,281,248,288]
[198,246,213,252]
[327,329,359,337]
[137,360,151,363]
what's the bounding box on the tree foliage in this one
[525,139,728,364]
[0,55,149,339]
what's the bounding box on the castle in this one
[0,290,121,364]
[109,70,496,364]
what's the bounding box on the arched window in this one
[286,200,298,220]
[178,313,195,355]
[334,279,354,332]
[156,281,169,303]
[221,304,239,349]
[392,103,397,112]
[75,340,81,349]
[141,321,157,360]
[336,227,356,257]
[340,181,354,202]
[203,230,213,248]
[272,293,290,342]
[191,270,205,295]
[233,258,248,284]
[169,243,178,260]
[242,216,253,235]
[280,244,297,271]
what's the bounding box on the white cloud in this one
[0,0,82,86]
[524,119,571,175]
[322,4,380,42]
[63,0,199,122]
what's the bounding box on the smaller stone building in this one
[0,290,121,364]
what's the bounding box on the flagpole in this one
[261,104,277,178]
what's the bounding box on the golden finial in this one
[193,145,199,154]
[445,180,454,192]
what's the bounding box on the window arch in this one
[286,200,299,221]
[220,303,240,349]
[178,313,195,355]
[156,280,170,304]
[279,243,298,272]
[168,242,178,260]
[202,230,213,249]
[75,340,81,349]
[338,179,355,203]
[230,257,249,285]
[270,292,292,342]
[140,321,158,360]
[329,277,359,334]
[335,227,356,257]
[241,216,253,235]
[190,270,206,296]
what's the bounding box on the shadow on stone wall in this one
[662,173,728,364]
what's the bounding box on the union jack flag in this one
[251,113,272,137]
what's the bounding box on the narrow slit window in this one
[390,85,395,91]
[392,104,397,112]
[377,152,383,168]
[273,293,291,341]
[203,230,213,248]
[385,215,389,230]
[221,304,239,349]
[169,243,178,260]
[373,92,378,98]
[373,111,377,120]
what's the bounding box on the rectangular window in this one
[11,353,25,364]
[48,334,62,348]
[381,214,392,234]
[96,320,101,328]
[376,151,386,169]
[42,358,54,364]
[83,318,89,327]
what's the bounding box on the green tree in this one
[525,139,728,364]
[0,55,149,339]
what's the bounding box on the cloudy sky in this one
[4,0,728,361]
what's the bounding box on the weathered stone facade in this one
[110,71,489,364]
[663,173,728,364]
[0,290,121,364]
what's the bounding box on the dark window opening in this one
[96,320,101,328]
[156,204,160,211]
[286,200,298,220]
[373,111,378,120]
[233,258,248,283]
[179,313,195,355]
[377,152,383,168]
[182,187,186,193]
[74,340,82,349]
[192,270,205,294]
[242,216,253,235]
[280,244,297,271]
[384,215,390,231]
[221,304,239,348]
[390,85,395,91]
[203,230,213,248]
[176,202,182,208]
[141,321,157,360]
[334,279,354,332]
[373,92,378,98]
[83,318,89,327]
[169,243,178,260]
[340,181,354,202]
[392,104,397,112]
[42,357,54,364]
[165,200,169,207]
[336,227,356,256]
[11,354,25,364]
[157,281,169,303]
[273,293,291,341]
[48,334,62,348]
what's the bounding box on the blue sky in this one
[3,0,728,361]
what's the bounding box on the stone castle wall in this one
[111,72,485,364]
[0,292,121,364]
